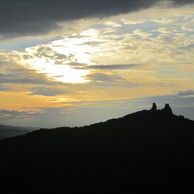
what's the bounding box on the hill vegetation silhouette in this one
[0,104,194,193]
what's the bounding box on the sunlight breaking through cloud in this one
[17,31,104,83]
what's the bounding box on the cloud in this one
[179,44,194,51]
[177,90,194,96]
[79,41,106,47]
[103,21,122,28]
[85,73,123,82]
[0,73,49,85]
[0,52,67,92]
[29,87,71,96]
[84,72,140,88]
[79,64,141,70]
[0,109,40,120]
[0,66,61,88]
[0,85,10,91]
[0,0,194,37]
[33,46,74,63]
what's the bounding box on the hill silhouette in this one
[0,104,194,193]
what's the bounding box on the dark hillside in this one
[1,104,194,193]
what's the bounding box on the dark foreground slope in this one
[0,106,194,193]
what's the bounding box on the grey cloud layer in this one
[1,0,194,37]
[177,90,194,96]
[80,64,141,70]
[29,87,72,96]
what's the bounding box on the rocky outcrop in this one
[150,103,173,115]
[151,103,157,112]
[163,104,173,115]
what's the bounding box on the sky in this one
[1,0,194,128]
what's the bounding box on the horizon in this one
[1,102,194,129]
[1,0,194,128]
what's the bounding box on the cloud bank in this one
[1,0,194,37]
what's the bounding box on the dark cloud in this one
[65,63,86,67]
[0,70,60,86]
[22,45,76,65]
[0,109,37,121]
[179,44,194,51]
[79,41,106,47]
[86,73,123,82]
[85,72,139,87]
[177,90,194,96]
[0,0,194,37]
[0,85,10,91]
[29,87,71,96]
[34,46,74,63]
[80,64,141,70]
[0,110,23,116]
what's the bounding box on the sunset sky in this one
[1,0,194,128]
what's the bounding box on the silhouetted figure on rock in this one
[151,103,157,112]
[163,103,173,115]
